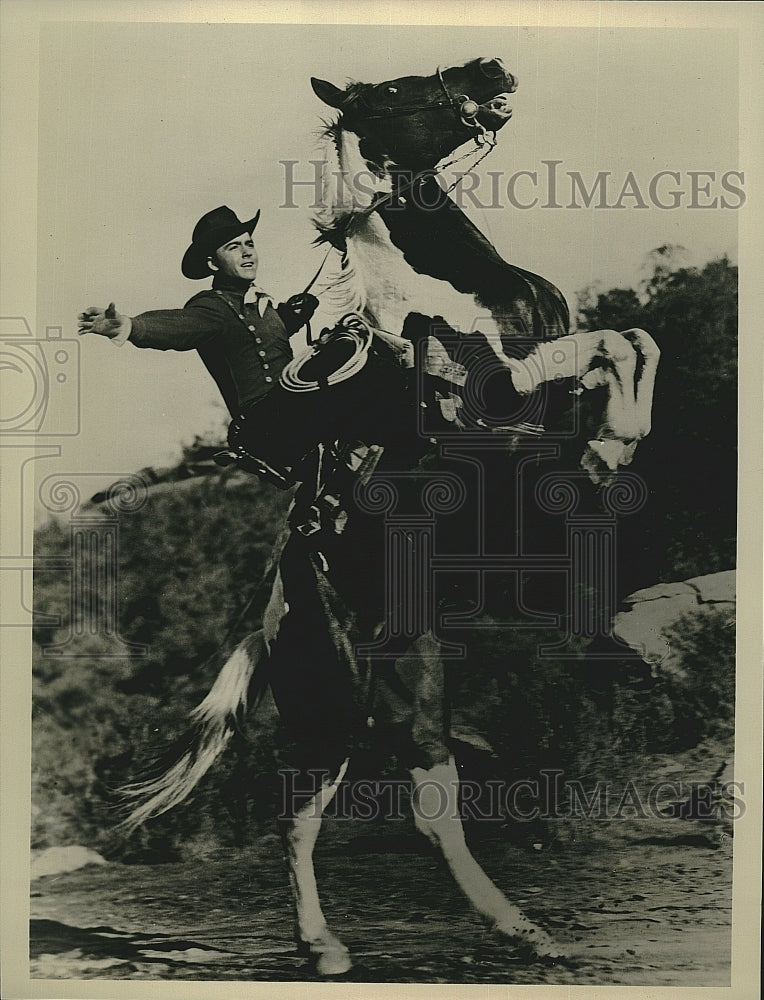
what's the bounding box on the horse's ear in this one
[311,77,349,109]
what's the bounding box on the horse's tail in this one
[117,630,270,835]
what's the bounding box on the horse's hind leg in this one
[397,632,563,961]
[410,756,563,960]
[280,758,352,976]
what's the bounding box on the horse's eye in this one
[387,86,398,95]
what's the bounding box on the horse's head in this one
[311,58,517,170]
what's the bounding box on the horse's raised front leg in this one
[621,327,660,439]
[410,756,564,961]
[280,758,352,976]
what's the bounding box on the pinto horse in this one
[309,58,658,478]
[121,59,659,976]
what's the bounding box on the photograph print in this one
[1,3,761,997]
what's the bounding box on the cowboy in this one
[77,206,318,423]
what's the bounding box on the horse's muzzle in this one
[479,93,514,129]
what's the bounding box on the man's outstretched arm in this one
[77,298,225,351]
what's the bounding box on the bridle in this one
[436,66,494,144]
[346,64,514,146]
[306,64,516,293]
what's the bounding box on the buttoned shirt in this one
[124,275,301,416]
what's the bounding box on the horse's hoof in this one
[297,933,353,976]
[315,946,352,977]
[494,917,566,964]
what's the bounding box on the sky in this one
[6,12,750,505]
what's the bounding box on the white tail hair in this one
[118,630,269,834]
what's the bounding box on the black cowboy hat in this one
[181,205,261,279]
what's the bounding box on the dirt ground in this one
[30,814,732,987]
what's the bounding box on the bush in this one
[655,607,736,748]
[32,469,291,859]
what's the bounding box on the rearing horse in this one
[120,58,659,976]
[310,58,658,478]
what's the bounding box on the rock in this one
[31,845,108,879]
[621,581,697,605]
[613,596,698,670]
[612,570,735,677]
[686,570,736,604]
[715,759,735,786]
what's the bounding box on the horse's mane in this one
[310,122,399,317]
[312,122,393,240]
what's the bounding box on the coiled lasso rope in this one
[279,313,374,393]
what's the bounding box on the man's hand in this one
[77,302,131,340]
[284,293,319,324]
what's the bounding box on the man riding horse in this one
[82,57,659,976]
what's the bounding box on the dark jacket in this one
[128,275,309,417]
